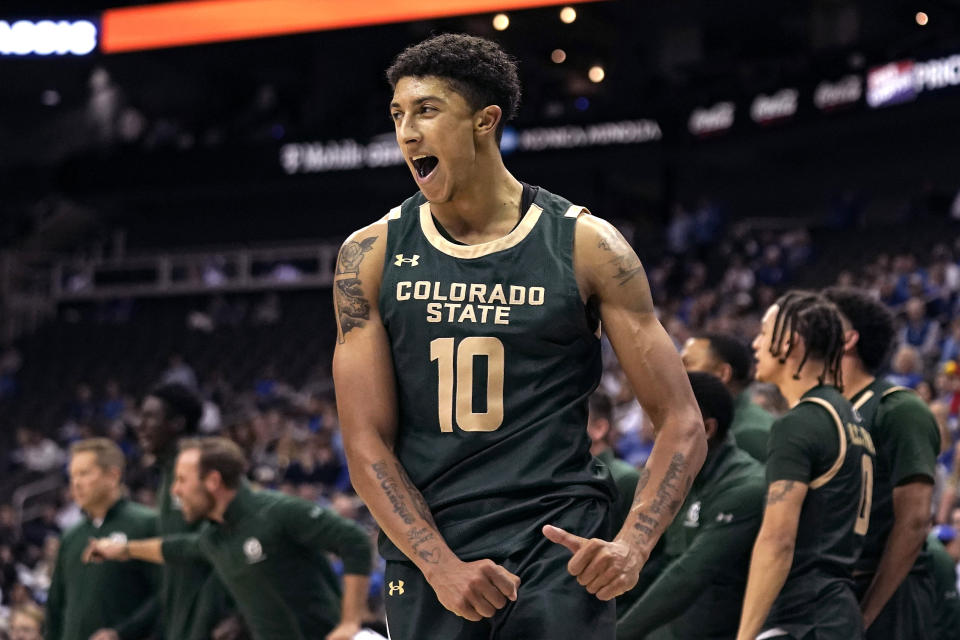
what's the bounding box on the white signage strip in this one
[0,19,98,56]
[279,120,662,175]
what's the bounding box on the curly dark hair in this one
[823,287,896,374]
[386,33,521,143]
[769,290,846,389]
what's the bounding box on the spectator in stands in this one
[20,505,59,549]
[681,333,775,462]
[100,380,125,424]
[11,429,64,475]
[0,345,21,400]
[0,507,17,549]
[160,353,197,390]
[940,318,960,366]
[887,345,924,389]
[666,203,694,255]
[8,603,44,640]
[67,384,97,426]
[899,297,941,362]
[283,432,344,489]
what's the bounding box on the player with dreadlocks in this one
[737,291,876,640]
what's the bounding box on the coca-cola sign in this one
[688,102,735,136]
[814,75,862,111]
[750,89,799,124]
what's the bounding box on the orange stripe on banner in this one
[101,0,601,53]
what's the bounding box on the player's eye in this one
[390,112,402,122]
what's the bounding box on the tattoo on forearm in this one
[334,236,377,343]
[395,462,437,527]
[407,526,441,564]
[372,460,415,525]
[766,481,796,506]
[650,453,687,516]
[631,454,689,546]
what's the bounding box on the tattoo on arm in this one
[372,460,415,525]
[597,226,645,287]
[632,454,689,546]
[334,236,377,343]
[371,460,442,564]
[766,481,796,506]
[395,462,437,527]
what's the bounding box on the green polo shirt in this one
[162,484,372,640]
[617,439,765,640]
[927,533,960,640]
[731,391,775,463]
[596,448,640,530]
[46,498,160,640]
[596,448,642,615]
[156,450,231,639]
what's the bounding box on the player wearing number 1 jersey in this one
[737,292,875,640]
[332,34,706,640]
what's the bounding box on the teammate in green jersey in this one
[823,287,940,638]
[47,439,159,640]
[737,291,875,640]
[332,33,706,640]
[618,372,765,640]
[682,333,776,462]
[137,383,235,640]
[927,528,960,640]
[85,438,373,640]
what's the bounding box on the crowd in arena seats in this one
[4,206,960,636]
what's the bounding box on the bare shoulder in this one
[573,213,652,307]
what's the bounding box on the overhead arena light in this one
[0,19,98,56]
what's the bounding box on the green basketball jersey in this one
[377,185,615,562]
[765,385,876,632]
[851,379,940,573]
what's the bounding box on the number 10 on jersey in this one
[430,337,505,432]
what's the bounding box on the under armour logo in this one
[715,512,734,523]
[388,580,405,596]
[394,254,420,267]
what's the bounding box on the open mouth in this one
[411,155,439,179]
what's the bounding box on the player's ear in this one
[843,329,860,354]
[703,417,719,441]
[475,105,502,138]
[715,362,734,385]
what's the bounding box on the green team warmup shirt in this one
[377,184,616,563]
[763,385,876,636]
[46,498,160,640]
[596,448,642,614]
[156,449,231,639]
[731,391,775,462]
[926,533,960,640]
[161,484,372,640]
[617,439,765,640]
[851,380,940,573]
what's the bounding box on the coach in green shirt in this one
[618,372,765,640]
[86,437,372,640]
[47,439,159,640]
[682,333,775,462]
